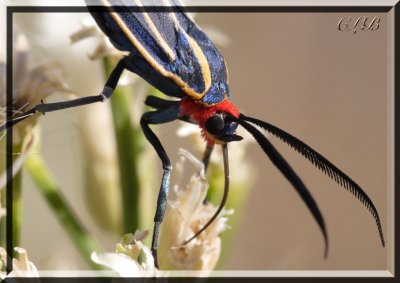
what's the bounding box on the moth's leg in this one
[1,59,127,131]
[140,104,180,268]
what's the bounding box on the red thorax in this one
[179,97,240,143]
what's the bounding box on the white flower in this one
[157,149,233,272]
[92,149,232,274]
[0,247,39,279]
[91,230,162,277]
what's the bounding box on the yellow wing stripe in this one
[133,0,176,61]
[186,35,212,93]
[100,0,211,99]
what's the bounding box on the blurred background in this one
[2,3,391,272]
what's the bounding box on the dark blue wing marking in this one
[180,11,230,104]
[86,0,230,105]
[124,55,187,98]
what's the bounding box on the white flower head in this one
[158,149,233,271]
[91,149,232,274]
[0,247,39,278]
[91,229,162,277]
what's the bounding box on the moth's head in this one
[204,112,242,143]
[179,97,243,144]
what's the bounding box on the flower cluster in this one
[91,230,159,277]
[92,149,233,275]
[158,149,233,271]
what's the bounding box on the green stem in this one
[24,141,104,270]
[103,58,142,234]
[12,143,23,249]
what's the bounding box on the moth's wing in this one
[85,0,222,99]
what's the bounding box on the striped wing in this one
[85,0,229,103]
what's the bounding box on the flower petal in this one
[91,252,142,277]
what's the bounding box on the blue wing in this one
[85,0,229,104]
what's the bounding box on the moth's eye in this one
[205,114,225,135]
